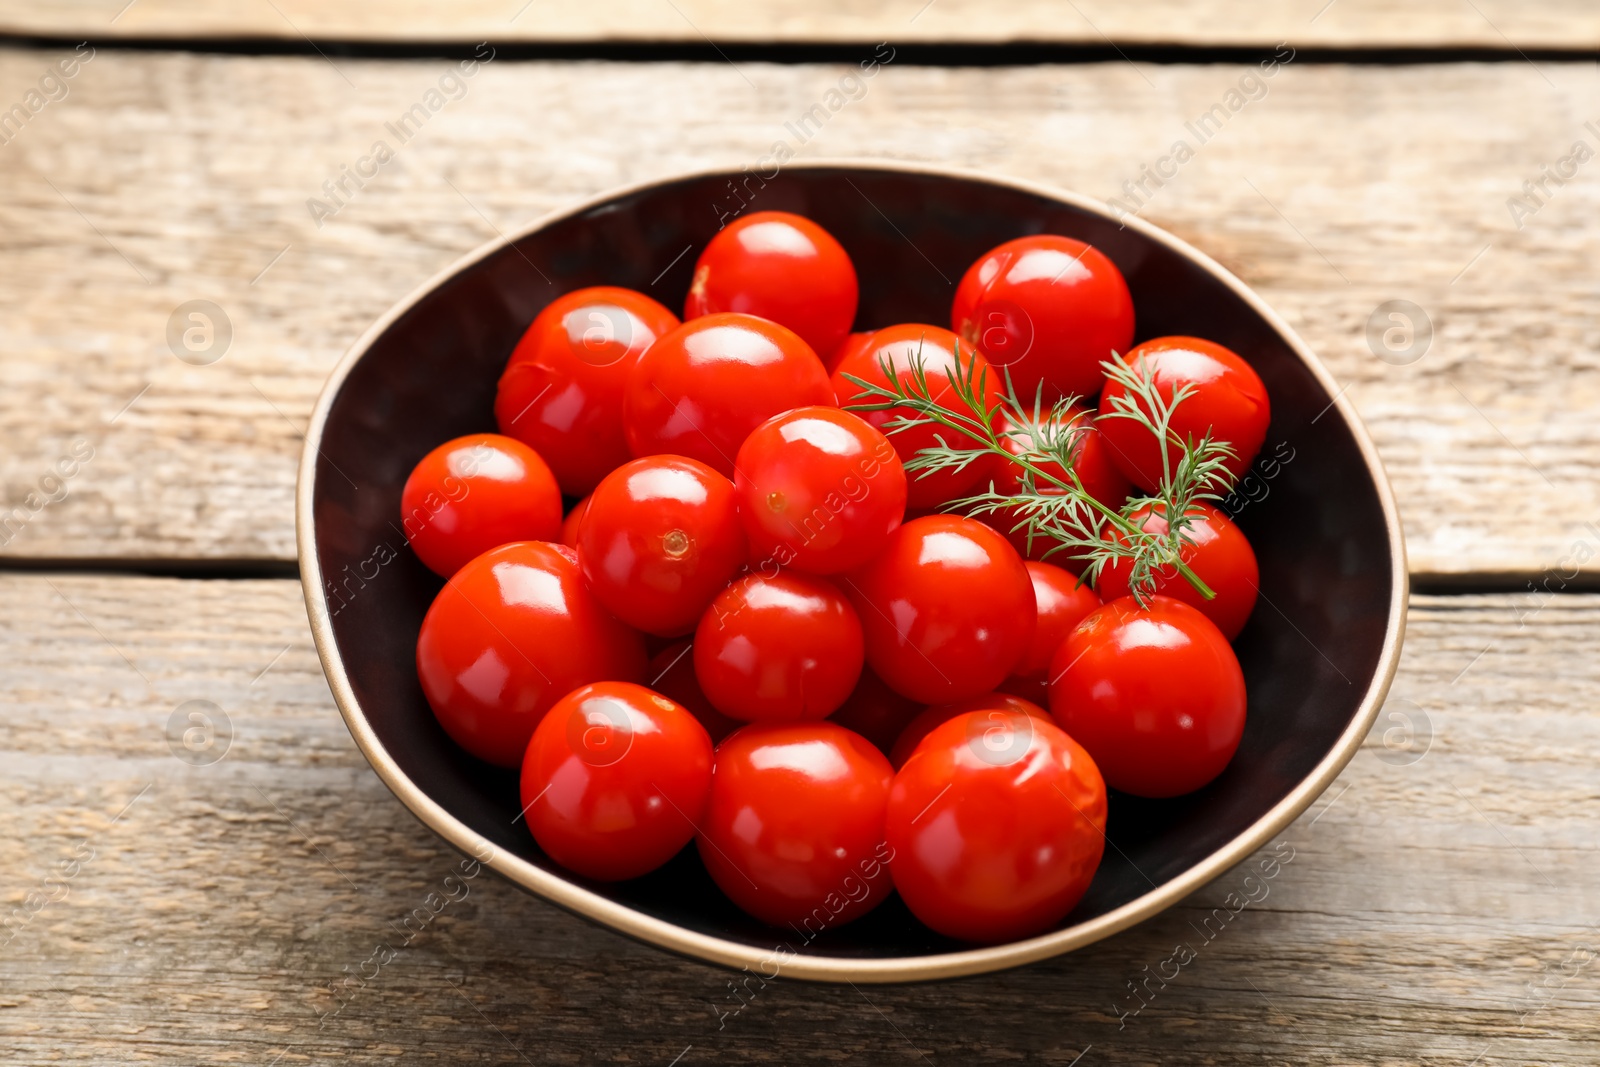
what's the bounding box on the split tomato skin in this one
[1097,336,1270,489]
[888,692,1052,770]
[886,710,1108,943]
[734,406,907,575]
[415,541,648,767]
[952,235,1135,402]
[693,572,864,722]
[495,286,681,496]
[846,514,1036,704]
[520,681,713,882]
[698,722,895,929]
[685,211,859,362]
[1095,502,1259,640]
[578,455,747,637]
[624,312,835,477]
[401,433,563,579]
[830,324,1001,510]
[1049,595,1246,798]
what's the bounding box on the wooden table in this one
[3,5,1597,1063]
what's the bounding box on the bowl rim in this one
[296,158,1409,984]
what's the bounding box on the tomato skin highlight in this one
[693,572,864,722]
[952,235,1135,402]
[578,455,748,638]
[624,312,835,477]
[495,286,681,496]
[415,541,648,767]
[520,681,713,882]
[1097,335,1271,490]
[888,692,1052,770]
[685,211,859,362]
[846,514,1036,704]
[1049,595,1246,798]
[698,722,895,929]
[831,324,1001,510]
[401,433,563,579]
[1095,502,1259,640]
[886,710,1107,943]
[734,406,907,575]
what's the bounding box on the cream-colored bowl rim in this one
[296,158,1408,984]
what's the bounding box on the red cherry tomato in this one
[846,515,1035,704]
[698,722,894,929]
[989,405,1130,507]
[734,406,907,574]
[578,456,747,637]
[560,494,590,550]
[886,710,1107,942]
[827,667,921,755]
[646,640,742,743]
[693,572,864,722]
[952,235,1134,401]
[685,211,859,361]
[624,312,835,477]
[495,287,681,496]
[888,692,1052,770]
[1095,502,1259,640]
[1097,336,1270,489]
[826,330,876,374]
[415,542,647,767]
[996,676,1050,707]
[1001,561,1103,703]
[520,681,712,881]
[831,324,1001,510]
[400,434,563,578]
[1049,595,1245,798]
[982,405,1133,564]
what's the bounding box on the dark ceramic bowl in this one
[297,161,1406,982]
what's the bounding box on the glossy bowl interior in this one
[298,162,1406,982]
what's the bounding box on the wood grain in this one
[1,572,1595,1063]
[1,49,1598,578]
[1,0,1597,49]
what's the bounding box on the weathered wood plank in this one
[0,0,1596,50]
[1,50,1596,578]
[0,574,1596,1062]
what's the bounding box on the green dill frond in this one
[842,335,1241,607]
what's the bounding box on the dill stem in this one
[841,356,1227,607]
[1171,559,1216,600]
[948,436,1219,603]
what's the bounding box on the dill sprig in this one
[841,342,1238,606]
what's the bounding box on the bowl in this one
[296,161,1407,983]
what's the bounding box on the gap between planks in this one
[2,35,1600,66]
